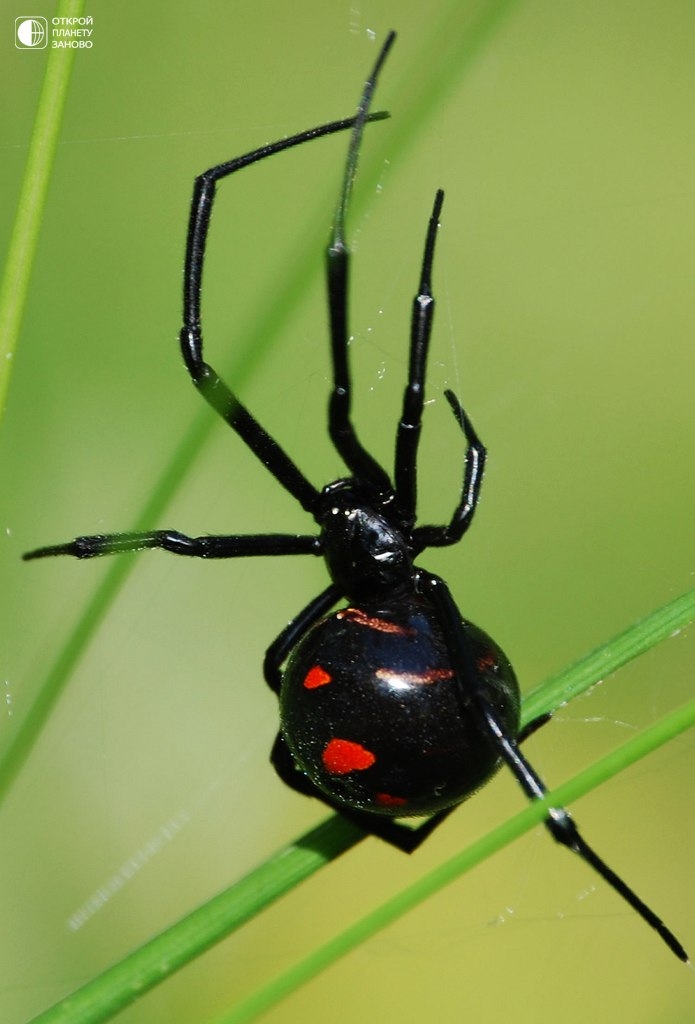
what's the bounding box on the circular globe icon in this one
[17,19,46,48]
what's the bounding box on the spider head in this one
[317,479,413,599]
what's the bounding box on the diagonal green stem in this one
[28,815,365,1024]
[520,586,695,727]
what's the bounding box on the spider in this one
[24,31,686,961]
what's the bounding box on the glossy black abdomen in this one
[279,592,520,817]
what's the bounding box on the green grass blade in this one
[520,585,695,727]
[27,586,695,1024]
[0,0,85,419]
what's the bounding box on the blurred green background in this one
[2,1,694,1022]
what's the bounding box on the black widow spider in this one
[25,31,686,962]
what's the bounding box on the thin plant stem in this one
[0,0,85,418]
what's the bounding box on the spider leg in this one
[517,711,553,743]
[338,806,457,854]
[179,110,389,515]
[418,569,688,962]
[264,583,342,693]
[484,712,688,962]
[413,390,486,549]
[393,190,445,518]
[326,32,395,494]
[23,532,320,561]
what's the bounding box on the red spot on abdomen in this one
[375,792,408,808]
[304,665,332,689]
[322,737,376,774]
